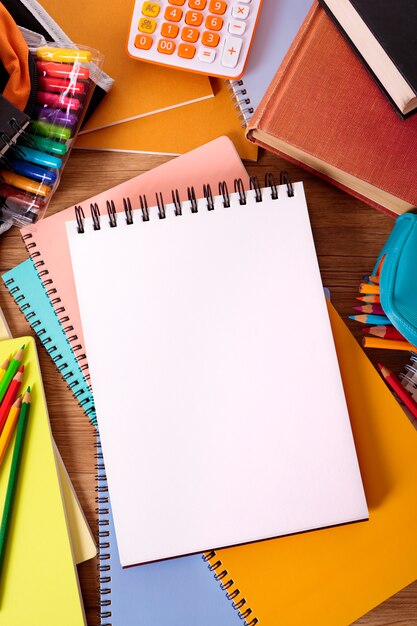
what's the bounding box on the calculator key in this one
[201,31,220,47]
[142,2,160,16]
[232,4,249,18]
[158,39,176,54]
[182,27,199,42]
[169,0,185,4]
[138,17,157,33]
[178,43,196,58]
[161,22,179,37]
[199,48,216,63]
[185,10,203,25]
[188,0,207,8]
[228,19,246,35]
[221,36,242,67]
[206,15,223,30]
[134,33,153,49]
[209,0,227,14]
[165,6,183,20]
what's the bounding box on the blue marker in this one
[14,145,62,169]
[8,160,57,185]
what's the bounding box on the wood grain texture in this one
[0,147,415,625]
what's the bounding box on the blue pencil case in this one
[374,212,417,347]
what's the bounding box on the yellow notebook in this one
[207,303,417,626]
[0,337,86,625]
[75,78,258,161]
[38,0,213,133]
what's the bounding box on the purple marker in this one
[34,106,78,127]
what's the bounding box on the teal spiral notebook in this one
[2,258,243,626]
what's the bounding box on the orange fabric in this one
[0,3,31,110]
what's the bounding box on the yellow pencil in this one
[0,358,10,385]
[362,337,417,352]
[359,283,380,295]
[0,396,22,468]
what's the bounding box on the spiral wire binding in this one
[227,79,255,127]
[0,117,27,156]
[96,431,112,626]
[73,173,294,233]
[3,274,97,423]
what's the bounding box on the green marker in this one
[0,388,31,589]
[30,120,71,141]
[27,134,68,156]
[0,346,24,405]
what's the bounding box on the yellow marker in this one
[138,17,157,33]
[142,2,160,17]
[0,358,10,385]
[0,170,51,197]
[0,396,22,468]
[37,46,92,63]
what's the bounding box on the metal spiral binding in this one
[3,275,96,422]
[73,173,295,232]
[202,550,259,626]
[400,354,417,391]
[21,230,91,380]
[96,432,112,626]
[227,79,254,127]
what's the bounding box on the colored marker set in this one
[0,44,103,227]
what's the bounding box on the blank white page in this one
[67,181,368,566]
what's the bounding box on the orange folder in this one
[208,302,417,625]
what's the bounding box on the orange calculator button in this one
[169,0,185,4]
[142,2,160,16]
[201,31,220,47]
[178,43,196,59]
[161,22,179,37]
[164,6,183,21]
[157,39,176,54]
[205,15,223,30]
[209,0,226,14]
[138,17,157,33]
[185,10,204,26]
[188,0,207,9]
[134,33,153,49]
[182,27,200,42]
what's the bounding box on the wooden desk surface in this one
[0,147,416,625]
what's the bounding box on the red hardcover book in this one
[248,2,417,217]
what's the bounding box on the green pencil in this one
[0,387,31,589]
[0,346,25,405]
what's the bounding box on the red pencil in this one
[0,366,24,435]
[378,364,417,420]
[356,295,381,304]
[362,326,406,340]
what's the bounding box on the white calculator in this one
[127,0,263,80]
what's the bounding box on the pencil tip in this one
[377,363,383,370]
[26,386,30,392]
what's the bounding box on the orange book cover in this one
[248,3,417,217]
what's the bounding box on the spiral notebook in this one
[0,94,29,157]
[66,177,368,566]
[400,353,417,429]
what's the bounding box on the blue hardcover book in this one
[3,258,240,626]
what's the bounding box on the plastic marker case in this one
[0,43,103,228]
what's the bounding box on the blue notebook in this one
[3,258,241,626]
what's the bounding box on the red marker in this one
[37,91,81,110]
[37,61,89,80]
[39,76,85,95]
[0,366,24,435]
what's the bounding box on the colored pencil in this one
[378,364,417,420]
[0,397,22,468]
[349,314,391,325]
[362,326,406,340]
[0,388,31,584]
[0,366,24,436]
[0,359,10,385]
[356,295,381,304]
[354,304,385,315]
[359,283,380,294]
[362,275,380,284]
[0,346,24,404]
[363,337,417,351]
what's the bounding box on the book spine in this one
[22,231,91,381]
[96,432,112,626]
[203,550,258,626]
[247,2,321,140]
[227,79,254,127]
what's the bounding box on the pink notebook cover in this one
[22,137,248,381]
